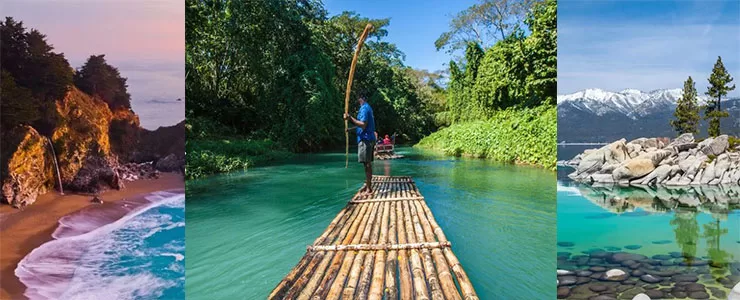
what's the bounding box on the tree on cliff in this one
[671,76,700,135]
[704,56,735,137]
[1,17,74,134]
[74,55,132,110]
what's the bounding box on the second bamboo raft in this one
[269,175,478,300]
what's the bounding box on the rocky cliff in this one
[563,134,740,186]
[0,126,55,207]
[1,87,184,207]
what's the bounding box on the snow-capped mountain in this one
[558,88,740,143]
[557,88,709,120]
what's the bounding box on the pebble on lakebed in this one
[556,247,738,299]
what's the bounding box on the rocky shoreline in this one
[1,88,184,208]
[561,134,740,186]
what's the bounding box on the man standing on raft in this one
[344,95,376,195]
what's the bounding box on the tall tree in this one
[74,55,132,110]
[704,56,735,137]
[435,0,537,53]
[671,76,700,134]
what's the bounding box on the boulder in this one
[670,133,695,145]
[155,153,184,172]
[613,159,656,181]
[700,135,729,156]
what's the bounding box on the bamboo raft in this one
[269,176,478,300]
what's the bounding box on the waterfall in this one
[44,137,64,195]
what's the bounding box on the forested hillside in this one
[417,0,557,170]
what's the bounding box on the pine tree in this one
[705,56,735,137]
[671,76,700,134]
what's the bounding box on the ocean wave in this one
[16,191,185,300]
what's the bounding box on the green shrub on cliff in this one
[415,105,556,170]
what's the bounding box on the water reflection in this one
[561,181,740,214]
[557,180,740,299]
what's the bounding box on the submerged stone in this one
[651,240,672,245]
[625,245,642,250]
[558,241,575,247]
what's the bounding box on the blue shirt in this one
[356,102,376,143]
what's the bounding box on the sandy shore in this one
[0,173,184,299]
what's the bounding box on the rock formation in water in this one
[566,183,739,214]
[1,87,184,208]
[563,133,740,186]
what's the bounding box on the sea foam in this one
[16,190,185,300]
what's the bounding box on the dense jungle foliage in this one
[185,0,557,178]
[417,0,557,169]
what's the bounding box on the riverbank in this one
[415,105,557,170]
[185,139,292,179]
[0,173,184,299]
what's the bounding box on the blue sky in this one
[324,0,477,73]
[558,0,740,97]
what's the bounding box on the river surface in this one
[185,146,556,299]
[557,146,740,299]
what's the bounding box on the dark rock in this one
[671,291,687,298]
[604,246,621,251]
[576,270,593,277]
[624,245,642,250]
[590,266,607,272]
[155,153,184,172]
[589,284,608,292]
[687,291,709,299]
[645,289,664,299]
[558,276,578,286]
[589,295,616,300]
[557,286,570,299]
[672,274,699,282]
[577,276,592,284]
[669,252,683,258]
[590,272,604,279]
[590,251,612,259]
[557,252,572,259]
[652,240,672,244]
[640,274,662,283]
[684,283,705,292]
[90,195,104,204]
[558,242,575,247]
[608,253,647,263]
[632,270,645,277]
[652,254,672,260]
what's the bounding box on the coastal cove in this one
[0,173,185,299]
[185,147,556,299]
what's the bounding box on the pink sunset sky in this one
[3,0,185,128]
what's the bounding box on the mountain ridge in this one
[558,88,740,143]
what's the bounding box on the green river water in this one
[185,147,556,299]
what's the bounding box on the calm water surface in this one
[557,145,740,299]
[186,147,556,299]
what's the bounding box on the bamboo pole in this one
[403,200,430,300]
[356,200,385,300]
[341,202,380,298]
[268,252,311,299]
[413,201,462,300]
[367,201,389,300]
[311,202,371,299]
[384,200,398,300]
[409,199,444,300]
[396,201,413,300]
[344,23,374,168]
[325,202,380,300]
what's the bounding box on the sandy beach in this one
[0,173,184,299]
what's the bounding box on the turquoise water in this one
[186,147,556,299]
[16,191,185,299]
[557,162,740,299]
